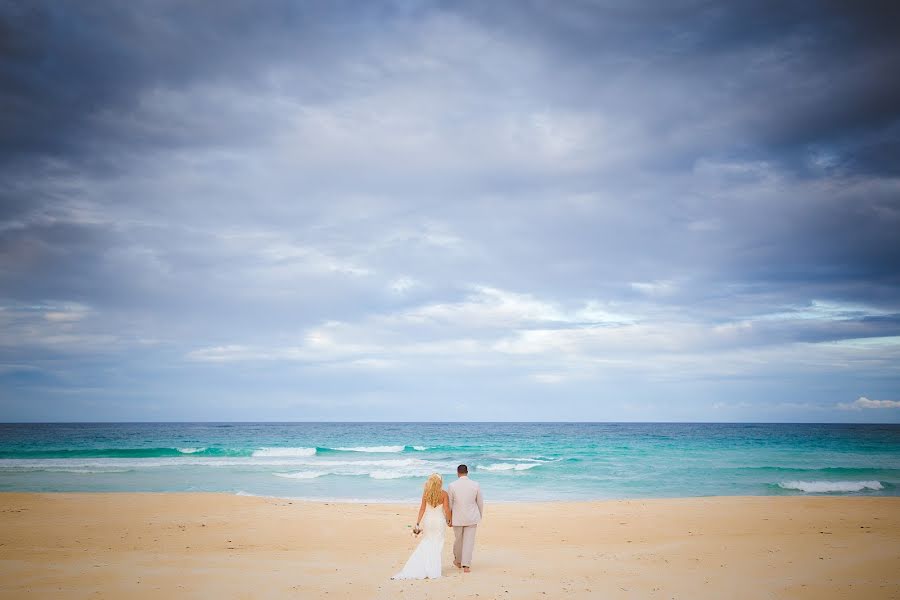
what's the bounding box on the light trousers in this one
[452,524,477,567]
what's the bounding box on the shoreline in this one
[1,493,898,599]
[3,489,899,502]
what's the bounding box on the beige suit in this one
[448,475,483,567]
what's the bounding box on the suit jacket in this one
[448,475,483,526]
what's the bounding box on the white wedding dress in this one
[392,504,445,579]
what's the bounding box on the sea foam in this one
[778,480,884,493]
[369,469,434,479]
[274,471,327,479]
[251,447,317,457]
[332,445,405,453]
[43,468,132,474]
[478,462,541,471]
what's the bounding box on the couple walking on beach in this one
[392,464,484,580]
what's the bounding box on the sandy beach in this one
[1,494,898,599]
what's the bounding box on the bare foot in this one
[454,561,461,568]
[463,566,470,573]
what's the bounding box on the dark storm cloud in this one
[3,0,898,170]
[456,0,900,175]
[2,1,321,161]
[2,0,896,283]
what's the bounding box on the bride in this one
[392,473,451,579]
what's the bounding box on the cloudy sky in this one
[1,1,899,422]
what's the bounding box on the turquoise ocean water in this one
[1,423,897,502]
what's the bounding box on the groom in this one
[447,464,484,573]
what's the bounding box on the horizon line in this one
[1,420,898,425]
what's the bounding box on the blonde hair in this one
[423,473,443,507]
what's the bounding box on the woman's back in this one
[419,504,446,539]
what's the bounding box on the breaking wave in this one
[478,462,542,472]
[331,446,405,453]
[274,471,327,479]
[251,447,317,457]
[777,480,884,493]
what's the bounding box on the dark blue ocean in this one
[1,422,897,501]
